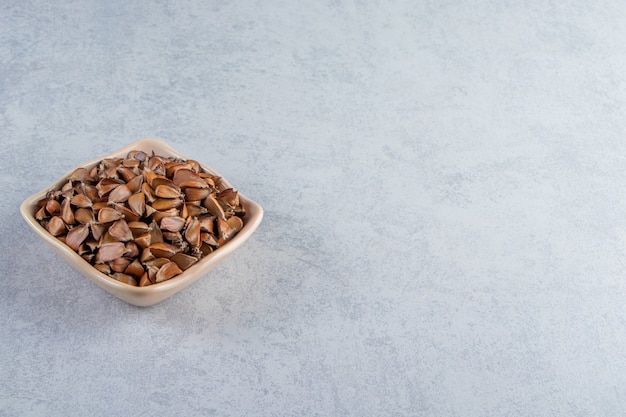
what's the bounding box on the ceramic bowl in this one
[20,138,263,306]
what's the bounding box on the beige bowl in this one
[20,138,263,306]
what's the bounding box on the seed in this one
[94,263,111,274]
[217,217,238,244]
[139,272,152,287]
[127,192,145,216]
[126,175,144,193]
[149,242,177,258]
[127,221,150,237]
[70,194,93,208]
[90,222,108,241]
[125,259,144,277]
[109,219,133,242]
[96,242,126,263]
[160,216,185,232]
[184,187,210,201]
[108,184,132,203]
[152,198,183,211]
[69,167,90,182]
[155,261,183,282]
[47,216,66,236]
[185,217,201,247]
[124,241,140,258]
[154,184,181,198]
[66,224,90,251]
[171,253,198,271]
[173,169,207,189]
[61,198,75,225]
[97,178,124,198]
[45,199,61,215]
[98,207,122,223]
[134,233,152,249]
[112,273,137,286]
[110,256,132,273]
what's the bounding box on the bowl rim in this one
[20,137,263,296]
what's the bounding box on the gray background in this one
[2,1,626,416]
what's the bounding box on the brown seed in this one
[184,187,210,201]
[149,221,163,244]
[45,199,61,215]
[173,169,207,188]
[91,201,109,212]
[74,208,95,224]
[127,150,147,161]
[154,184,181,198]
[35,205,48,221]
[70,194,92,208]
[171,253,199,271]
[203,194,225,219]
[160,216,185,232]
[149,242,177,258]
[98,207,122,223]
[142,182,157,203]
[202,232,219,247]
[124,241,140,258]
[81,184,99,202]
[217,217,237,243]
[112,273,137,286]
[142,167,160,187]
[146,257,170,268]
[61,198,75,225]
[69,167,90,182]
[152,198,183,211]
[227,216,244,233]
[94,263,111,275]
[185,217,201,247]
[199,215,215,233]
[144,204,157,219]
[125,259,144,277]
[217,188,240,207]
[152,208,179,223]
[108,184,132,203]
[126,175,144,193]
[66,224,90,251]
[155,261,183,283]
[163,231,184,244]
[185,203,208,218]
[127,221,150,237]
[138,272,153,287]
[140,247,155,263]
[96,242,126,263]
[127,192,145,216]
[47,216,66,236]
[96,178,124,198]
[134,233,152,249]
[109,256,132,273]
[112,203,140,223]
[123,157,141,168]
[109,219,133,242]
[117,166,136,182]
[90,222,108,241]
[200,243,214,256]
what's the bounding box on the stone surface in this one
[2,1,626,415]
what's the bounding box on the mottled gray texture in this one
[2,0,626,415]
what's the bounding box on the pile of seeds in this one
[35,150,245,286]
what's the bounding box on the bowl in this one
[20,138,263,306]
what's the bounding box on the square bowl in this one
[20,138,263,306]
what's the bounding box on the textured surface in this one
[3,1,626,416]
